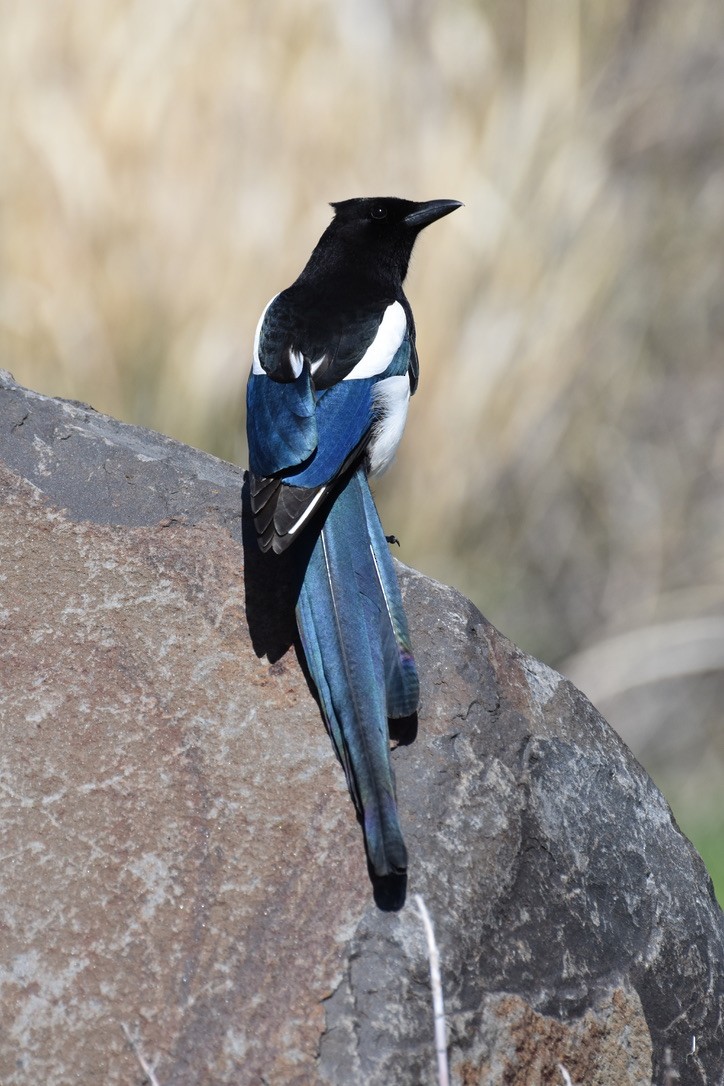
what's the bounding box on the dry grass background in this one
[2,0,723,897]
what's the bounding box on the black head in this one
[300,197,462,291]
[330,196,462,231]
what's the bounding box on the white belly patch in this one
[368,374,411,477]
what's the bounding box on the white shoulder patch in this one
[344,301,407,381]
[252,294,278,375]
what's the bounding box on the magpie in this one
[246,197,461,877]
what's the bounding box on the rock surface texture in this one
[1,373,723,1086]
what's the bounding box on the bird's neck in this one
[297,234,408,304]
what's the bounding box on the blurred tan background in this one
[2,0,723,899]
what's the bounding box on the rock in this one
[1,373,722,1086]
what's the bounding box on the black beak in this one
[403,199,463,230]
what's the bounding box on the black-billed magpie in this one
[246,197,461,877]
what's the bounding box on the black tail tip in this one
[371,868,408,912]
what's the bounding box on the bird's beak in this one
[403,199,463,229]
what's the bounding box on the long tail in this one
[295,467,419,876]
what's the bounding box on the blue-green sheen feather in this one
[295,467,412,876]
[284,380,376,487]
[246,368,316,477]
[359,482,419,719]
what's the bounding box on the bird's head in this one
[305,197,462,289]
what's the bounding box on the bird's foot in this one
[386,535,400,547]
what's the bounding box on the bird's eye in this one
[370,204,387,221]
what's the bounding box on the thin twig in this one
[121,1022,162,1086]
[414,894,449,1086]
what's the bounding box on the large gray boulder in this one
[1,373,722,1085]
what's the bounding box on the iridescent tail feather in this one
[295,468,418,876]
